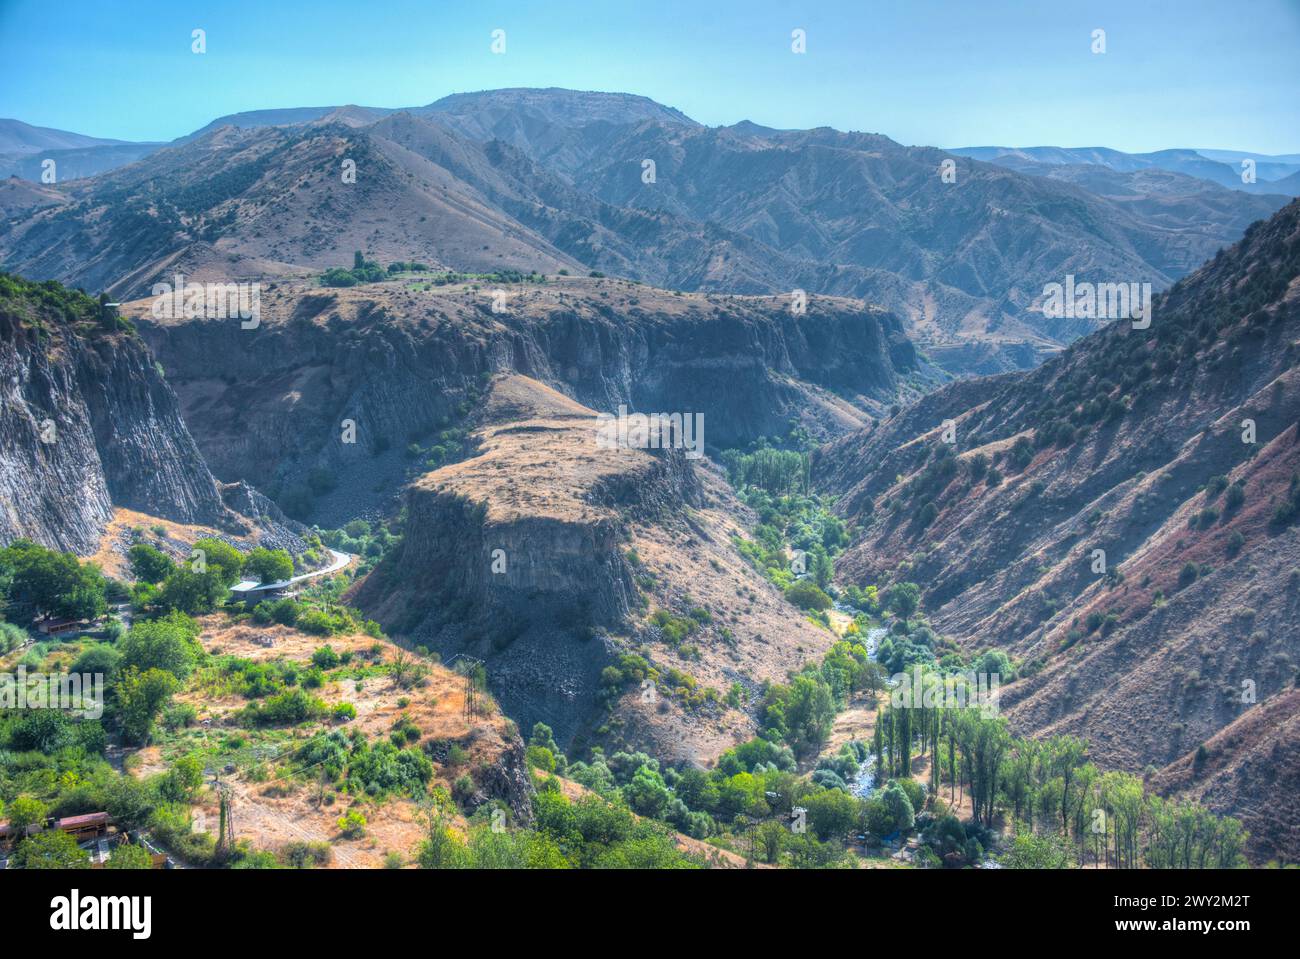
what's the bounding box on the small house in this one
[36,616,88,636]
[56,812,110,842]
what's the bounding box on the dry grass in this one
[126,614,515,868]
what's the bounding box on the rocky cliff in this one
[132,277,922,525]
[0,275,237,553]
[351,375,838,762]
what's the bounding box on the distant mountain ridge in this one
[951,144,1300,194]
[0,88,1291,375]
[0,118,136,154]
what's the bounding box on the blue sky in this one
[2,0,1298,153]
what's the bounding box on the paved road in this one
[287,548,352,584]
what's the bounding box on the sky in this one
[1,0,1298,153]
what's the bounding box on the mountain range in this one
[2,89,1294,376]
[3,87,1299,864]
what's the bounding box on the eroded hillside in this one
[129,275,921,524]
[2,90,1286,375]
[351,374,840,764]
[814,197,1300,860]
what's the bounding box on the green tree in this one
[417,803,471,869]
[119,612,202,679]
[156,567,227,614]
[242,547,293,584]
[128,543,175,584]
[116,667,180,744]
[0,540,107,620]
[757,820,787,864]
[160,754,204,802]
[784,579,833,611]
[622,765,674,820]
[191,538,245,587]
[13,829,89,869]
[104,843,154,869]
[6,795,47,833]
[812,550,834,590]
[884,582,921,619]
[468,827,569,869]
[803,787,859,841]
[780,674,836,755]
[880,780,916,834]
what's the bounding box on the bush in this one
[280,841,333,868]
[332,702,357,722]
[784,580,833,611]
[312,645,341,668]
[128,543,175,584]
[244,689,326,726]
[0,621,29,655]
[298,610,341,636]
[1224,482,1246,511]
[337,809,367,838]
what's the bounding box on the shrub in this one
[312,645,341,668]
[281,841,333,868]
[337,809,367,838]
[244,689,326,727]
[1224,483,1246,512]
[784,580,833,611]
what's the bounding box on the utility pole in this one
[446,654,484,722]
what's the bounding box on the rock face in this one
[468,736,536,828]
[814,198,1300,860]
[351,375,837,761]
[0,279,234,553]
[351,376,696,745]
[134,278,920,522]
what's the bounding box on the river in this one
[846,624,887,798]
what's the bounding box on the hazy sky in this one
[2,0,1298,153]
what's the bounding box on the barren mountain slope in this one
[3,89,1284,376]
[814,198,1300,859]
[0,122,584,300]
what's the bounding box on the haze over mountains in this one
[951,145,1300,194]
[2,88,1294,375]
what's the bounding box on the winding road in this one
[287,548,352,584]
